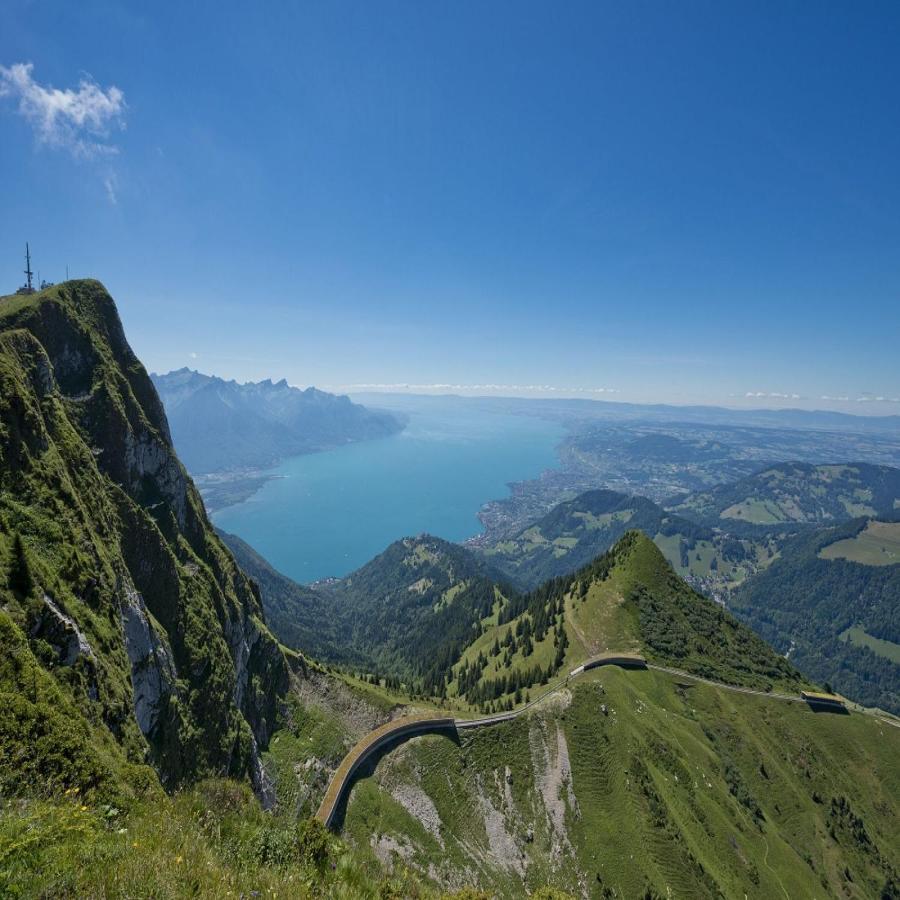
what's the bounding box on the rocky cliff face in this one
[0,281,288,789]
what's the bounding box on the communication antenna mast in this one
[24,243,34,293]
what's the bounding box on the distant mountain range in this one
[353,390,900,433]
[151,368,405,474]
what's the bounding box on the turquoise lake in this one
[211,402,563,584]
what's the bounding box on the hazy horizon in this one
[150,364,900,419]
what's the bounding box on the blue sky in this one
[2,1,899,412]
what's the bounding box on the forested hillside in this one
[226,530,520,695]
[318,536,514,692]
[731,517,900,714]
[219,528,344,664]
[447,531,803,712]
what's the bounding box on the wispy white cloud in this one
[744,391,801,400]
[0,62,126,158]
[742,391,900,407]
[103,173,120,205]
[855,394,900,404]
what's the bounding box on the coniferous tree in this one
[9,533,35,597]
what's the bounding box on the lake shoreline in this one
[210,407,566,584]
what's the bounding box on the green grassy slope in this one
[343,667,900,899]
[820,519,900,566]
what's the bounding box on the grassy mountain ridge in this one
[475,477,900,713]
[449,530,803,711]
[592,531,801,689]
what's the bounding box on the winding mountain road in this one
[314,652,899,829]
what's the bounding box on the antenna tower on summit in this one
[24,243,34,293]
[13,243,38,295]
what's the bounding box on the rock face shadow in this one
[330,723,460,831]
